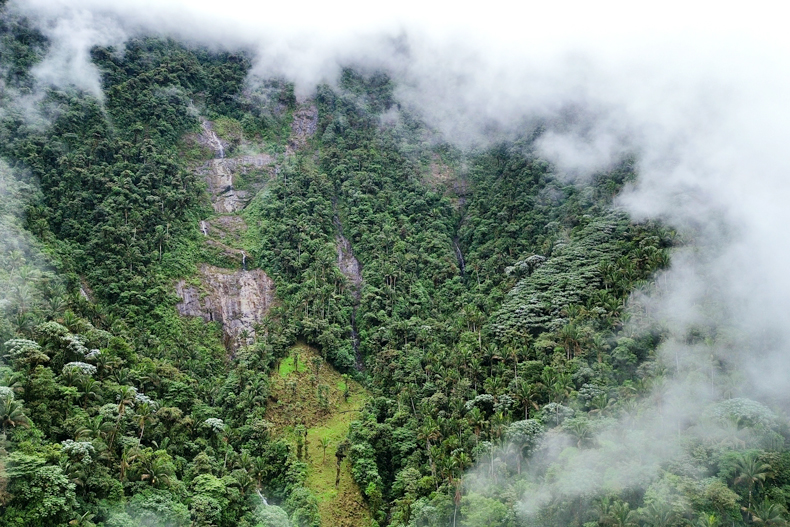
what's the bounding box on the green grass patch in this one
[279,351,308,378]
[266,344,372,526]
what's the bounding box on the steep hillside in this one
[266,344,372,527]
[2,9,788,527]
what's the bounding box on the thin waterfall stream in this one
[256,489,268,506]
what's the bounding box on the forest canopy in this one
[0,5,787,527]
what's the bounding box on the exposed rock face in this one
[178,118,281,351]
[197,120,227,158]
[199,155,274,213]
[334,217,364,370]
[337,235,362,299]
[176,264,276,349]
[288,103,318,152]
[206,215,247,241]
[425,154,468,209]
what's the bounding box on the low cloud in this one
[8,0,790,514]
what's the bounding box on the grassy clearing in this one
[266,344,372,527]
[278,352,308,378]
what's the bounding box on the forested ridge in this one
[2,5,790,527]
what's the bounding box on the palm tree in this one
[589,393,613,416]
[417,417,441,482]
[61,459,88,491]
[108,386,136,453]
[78,377,101,409]
[234,469,255,494]
[557,323,583,360]
[449,450,471,527]
[749,498,788,526]
[641,502,677,527]
[515,381,540,419]
[594,496,615,526]
[482,376,505,397]
[466,406,487,442]
[119,446,138,482]
[69,512,96,527]
[140,456,173,488]
[734,453,772,517]
[251,456,268,487]
[135,402,155,448]
[0,397,29,432]
[694,513,721,527]
[609,501,638,527]
[75,415,108,444]
[94,353,121,380]
[319,436,331,463]
[565,419,591,448]
[235,450,253,472]
[540,369,574,404]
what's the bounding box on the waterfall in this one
[242,251,246,271]
[453,238,465,276]
[200,221,208,236]
[351,309,362,371]
[256,489,268,506]
[202,121,225,159]
[208,129,224,159]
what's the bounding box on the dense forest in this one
[2,4,790,527]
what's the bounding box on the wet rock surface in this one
[197,120,227,158]
[199,155,274,213]
[334,215,364,370]
[177,107,322,350]
[176,264,275,349]
[336,234,362,299]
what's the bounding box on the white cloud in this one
[9,0,790,511]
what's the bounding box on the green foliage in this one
[460,492,514,526]
[1,9,785,527]
[257,504,293,527]
[2,452,77,525]
[126,488,191,526]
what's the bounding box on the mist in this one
[7,0,790,520]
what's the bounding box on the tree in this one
[506,419,543,474]
[257,504,292,527]
[0,394,29,433]
[319,436,330,464]
[3,452,77,525]
[135,402,155,448]
[594,496,615,526]
[694,514,721,527]
[294,424,306,460]
[69,511,97,527]
[733,453,772,517]
[119,446,138,483]
[640,502,678,527]
[335,439,350,488]
[460,493,509,527]
[417,417,441,481]
[515,381,540,419]
[139,454,174,488]
[108,385,136,453]
[608,501,638,527]
[749,498,788,526]
[77,377,101,409]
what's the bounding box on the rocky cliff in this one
[175,264,275,349]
